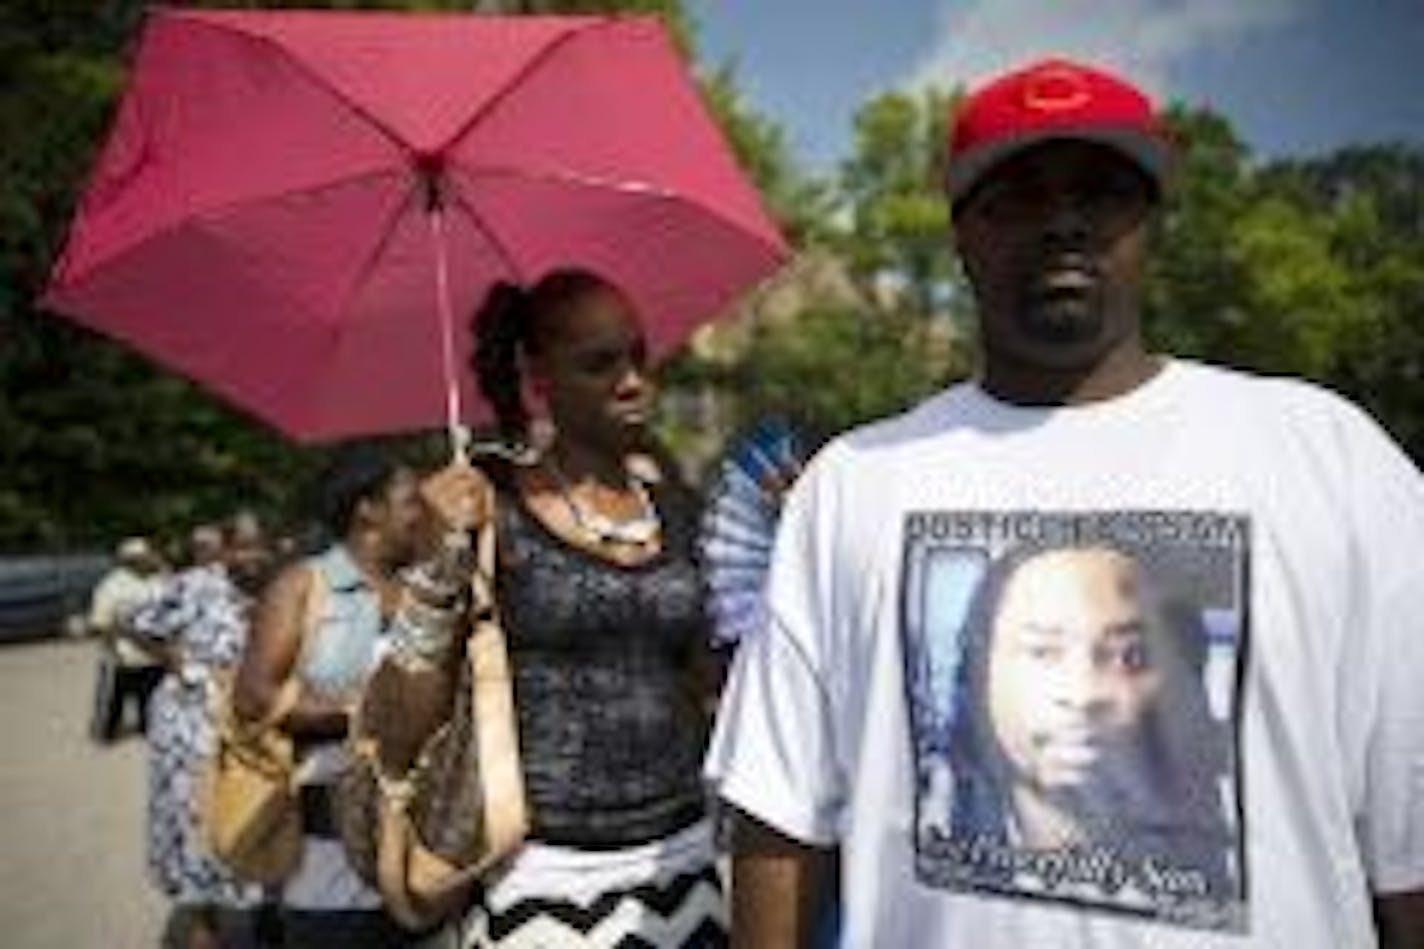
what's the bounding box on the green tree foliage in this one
[733,305,945,439]
[1,3,328,551]
[713,85,964,440]
[1142,106,1255,357]
[1146,111,1424,459]
[1259,147,1424,456]
[835,87,958,320]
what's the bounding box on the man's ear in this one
[353,495,380,529]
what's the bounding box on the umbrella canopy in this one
[44,10,787,442]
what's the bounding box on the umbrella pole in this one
[427,186,470,465]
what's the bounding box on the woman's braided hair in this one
[471,269,613,447]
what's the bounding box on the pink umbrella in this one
[43,10,787,444]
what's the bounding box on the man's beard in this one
[1012,241,1111,346]
[1017,287,1106,346]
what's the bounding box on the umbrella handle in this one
[428,201,470,465]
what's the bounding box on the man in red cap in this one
[706,58,1424,947]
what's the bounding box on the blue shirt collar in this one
[317,543,368,594]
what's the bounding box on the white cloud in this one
[902,0,1308,98]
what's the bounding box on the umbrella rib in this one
[461,164,679,198]
[450,164,787,259]
[443,173,527,286]
[326,176,429,333]
[56,167,402,291]
[52,213,339,440]
[317,177,523,405]
[437,17,619,156]
[195,167,400,230]
[192,15,414,157]
[303,177,429,439]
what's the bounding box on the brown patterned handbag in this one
[335,520,528,930]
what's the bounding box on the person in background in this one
[88,535,167,741]
[235,447,424,949]
[131,514,273,949]
[189,524,226,569]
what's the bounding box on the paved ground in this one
[0,639,166,948]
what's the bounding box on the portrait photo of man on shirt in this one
[903,510,1247,931]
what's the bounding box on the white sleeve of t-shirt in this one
[1338,399,1424,894]
[704,450,846,846]
[88,574,121,631]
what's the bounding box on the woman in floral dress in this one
[131,515,272,949]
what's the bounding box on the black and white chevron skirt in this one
[459,820,728,947]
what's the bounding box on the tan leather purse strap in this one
[471,637,527,860]
[374,637,526,930]
[252,564,327,731]
[376,784,425,929]
[468,515,529,863]
[372,516,529,930]
[469,514,496,618]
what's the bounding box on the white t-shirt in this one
[88,567,164,666]
[705,360,1424,947]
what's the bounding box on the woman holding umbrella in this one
[380,269,728,947]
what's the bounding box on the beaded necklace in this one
[546,456,661,546]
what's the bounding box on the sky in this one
[689,0,1424,171]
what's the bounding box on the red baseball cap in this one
[946,58,1170,207]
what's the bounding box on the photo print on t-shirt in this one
[899,510,1249,932]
